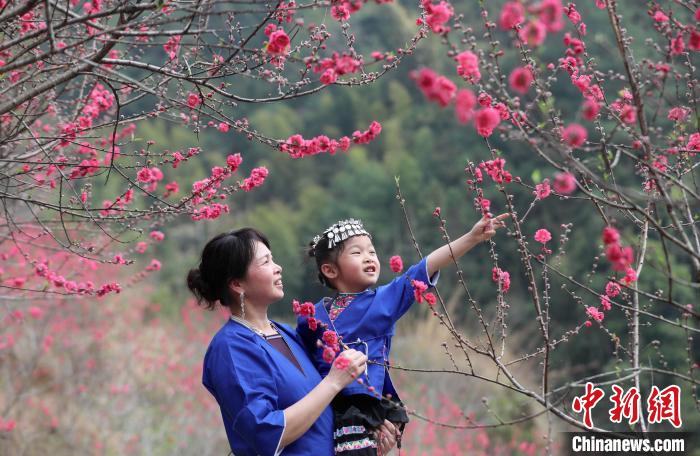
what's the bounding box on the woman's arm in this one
[426,213,509,277]
[280,349,367,447]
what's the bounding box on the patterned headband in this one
[311,218,371,250]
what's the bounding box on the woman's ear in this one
[228,279,245,296]
[320,263,338,281]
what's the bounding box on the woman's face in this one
[239,241,284,305]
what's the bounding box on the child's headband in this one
[311,218,371,250]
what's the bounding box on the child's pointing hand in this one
[468,213,509,243]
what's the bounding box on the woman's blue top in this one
[202,319,334,455]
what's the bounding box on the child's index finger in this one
[494,213,510,221]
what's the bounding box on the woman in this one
[187,228,397,455]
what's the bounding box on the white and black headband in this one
[311,218,371,250]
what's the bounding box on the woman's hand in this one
[468,213,509,243]
[375,420,397,455]
[325,349,367,391]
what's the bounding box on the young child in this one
[297,214,508,455]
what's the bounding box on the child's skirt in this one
[332,394,409,455]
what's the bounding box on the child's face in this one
[330,235,380,293]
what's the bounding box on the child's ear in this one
[320,263,338,280]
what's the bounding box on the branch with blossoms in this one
[388,177,699,442]
[376,0,699,439]
[0,0,432,302]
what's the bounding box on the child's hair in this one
[307,218,371,289]
[307,239,345,289]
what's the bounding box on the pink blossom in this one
[333,355,351,370]
[146,259,161,271]
[454,89,476,123]
[218,122,230,133]
[601,227,619,245]
[605,244,634,272]
[156,36,177,61]
[478,92,492,106]
[135,242,148,254]
[412,279,428,303]
[0,417,16,432]
[331,4,350,21]
[150,231,165,241]
[136,167,152,183]
[582,98,601,120]
[586,306,604,322]
[566,3,581,24]
[186,93,201,108]
[623,267,637,285]
[479,158,512,183]
[538,0,564,32]
[322,346,336,363]
[424,292,436,306]
[307,317,318,331]
[226,153,242,171]
[389,255,403,273]
[29,306,44,319]
[671,33,685,55]
[499,1,525,30]
[552,172,576,194]
[163,181,179,198]
[534,228,552,244]
[422,0,454,34]
[652,10,669,22]
[687,132,700,151]
[267,29,291,56]
[518,20,547,47]
[171,151,184,168]
[562,123,587,148]
[689,29,700,51]
[352,121,383,144]
[667,107,690,122]
[322,330,339,346]
[241,167,269,192]
[600,295,612,311]
[292,300,316,317]
[475,108,501,137]
[605,281,621,297]
[455,51,480,83]
[492,267,511,293]
[508,67,533,94]
[320,68,337,85]
[534,179,551,199]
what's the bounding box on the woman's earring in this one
[240,292,246,320]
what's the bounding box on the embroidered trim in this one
[334,437,377,453]
[333,425,366,439]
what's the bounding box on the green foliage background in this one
[100,0,698,435]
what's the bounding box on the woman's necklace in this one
[230,314,277,338]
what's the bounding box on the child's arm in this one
[426,213,509,277]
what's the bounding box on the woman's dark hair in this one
[187,227,270,310]
[307,238,347,290]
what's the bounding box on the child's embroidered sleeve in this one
[377,256,439,323]
[296,314,323,364]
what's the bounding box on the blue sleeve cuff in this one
[422,257,440,287]
[235,406,286,456]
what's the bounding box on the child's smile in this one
[333,235,381,292]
